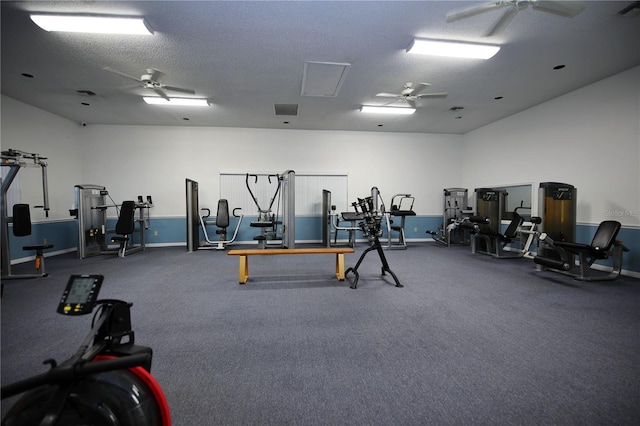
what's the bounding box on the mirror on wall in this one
[496,184,532,220]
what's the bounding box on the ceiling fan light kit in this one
[30,14,153,35]
[360,106,416,115]
[407,38,500,59]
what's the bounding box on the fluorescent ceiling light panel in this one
[143,97,209,107]
[30,14,153,35]
[301,61,351,97]
[360,106,416,115]
[407,38,500,59]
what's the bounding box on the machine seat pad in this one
[341,212,363,221]
[554,241,609,259]
[250,221,274,228]
[23,244,54,251]
[390,209,416,217]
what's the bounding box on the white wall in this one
[461,66,640,227]
[73,125,461,217]
[1,96,82,222]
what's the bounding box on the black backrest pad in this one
[115,201,136,235]
[12,203,32,237]
[216,199,230,228]
[591,220,621,251]
[504,212,524,238]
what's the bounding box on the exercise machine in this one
[245,170,296,249]
[199,200,244,250]
[469,188,507,254]
[536,182,576,260]
[533,221,629,281]
[73,185,108,258]
[280,170,295,249]
[110,198,154,258]
[385,193,416,249]
[427,188,474,246]
[246,173,281,249]
[472,210,542,259]
[72,185,153,258]
[1,274,171,425]
[185,179,243,251]
[1,149,52,280]
[345,191,403,289]
[322,189,361,247]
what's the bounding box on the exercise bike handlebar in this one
[1,352,151,399]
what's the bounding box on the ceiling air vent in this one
[301,61,350,97]
[274,104,299,116]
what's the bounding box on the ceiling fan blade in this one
[406,99,418,108]
[402,83,431,96]
[446,1,508,22]
[376,93,402,98]
[153,88,170,100]
[532,0,585,17]
[416,92,448,99]
[162,85,196,95]
[487,5,520,36]
[102,66,141,82]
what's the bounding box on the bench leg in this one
[238,255,249,284]
[335,253,345,281]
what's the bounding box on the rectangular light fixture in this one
[143,97,209,107]
[407,38,500,59]
[30,14,153,35]
[360,106,416,115]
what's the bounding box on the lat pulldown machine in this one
[345,188,403,289]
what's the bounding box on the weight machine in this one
[1,275,171,425]
[345,188,403,289]
[199,200,244,250]
[185,179,243,251]
[534,221,629,281]
[427,188,475,246]
[245,170,295,249]
[72,185,153,258]
[322,189,361,248]
[385,193,416,249]
[1,149,52,280]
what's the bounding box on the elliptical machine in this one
[1,275,171,426]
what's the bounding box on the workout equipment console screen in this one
[57,275,103,316]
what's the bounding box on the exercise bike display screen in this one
[57,275,104,316]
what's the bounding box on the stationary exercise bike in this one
[1,275,171,426]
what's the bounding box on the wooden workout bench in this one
[227,247,355,284]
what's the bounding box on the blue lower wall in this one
[8,216,639,274]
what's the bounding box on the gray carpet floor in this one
[2,242,639,425]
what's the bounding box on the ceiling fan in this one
[103,66,196,99]
[376,83,448,108]
[446,0,585,37]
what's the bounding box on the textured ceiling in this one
[2,1,639,134]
